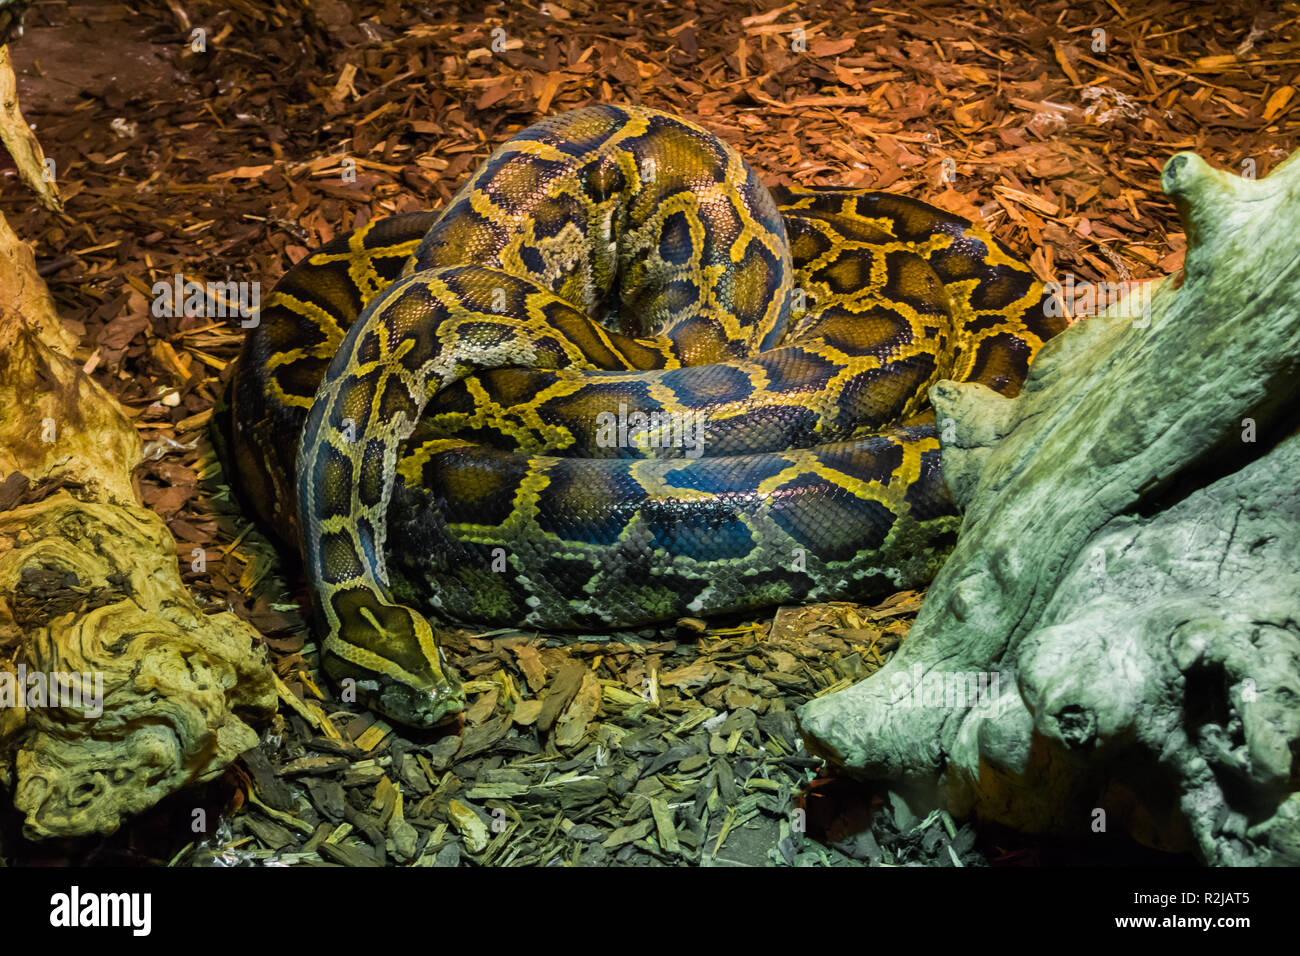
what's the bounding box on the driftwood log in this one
[0,218,275,839]
[0,44,273,839]
[799,150,1300,865]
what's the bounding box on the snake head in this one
[370,666,464,729]
[323,594,465,728]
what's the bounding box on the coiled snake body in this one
[220,105,1063,727]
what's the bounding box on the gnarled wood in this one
[798,151,1300,865]
[0,221,275,839]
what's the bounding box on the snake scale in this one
[219,105,1065,727]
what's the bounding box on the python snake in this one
[219,105,1064,727]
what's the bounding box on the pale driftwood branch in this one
[0,45,62,213]
[798,151,1300,865]
[0,213,274,839]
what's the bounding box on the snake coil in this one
[221,105,1063,726]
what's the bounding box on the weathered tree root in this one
[799,151,1300,865]
[0,256,275,840]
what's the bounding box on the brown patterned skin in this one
[220,105,1064,728]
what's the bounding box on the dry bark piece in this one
[799,150,1300,866]
[554,671,601,748]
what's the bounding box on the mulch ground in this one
[1,0,1294,866]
